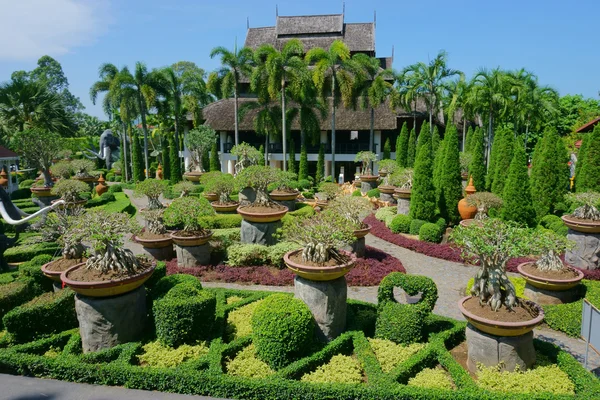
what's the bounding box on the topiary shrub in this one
[366,188,380,198]
[390,214,412,234]
[549,220,568,236]
[198,214,242,229]
[419,223,443,243]
[434,217,446,229]
[150,274,203,300]
[351,189,361,197]
[377,272,438,314]
[227,244,269,267]
[251,294,314,369]
[540,214,562,229]
[375,206,396,222]
[153,282,216,347]
[409,219,427,235]
[0,279,43,329]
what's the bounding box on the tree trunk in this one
[121,122,129,182]
[42,169,53,187]
[462,119,467,152]
[265,133,269,166]
[174,115,181,174]
[370,107,375,173]
[234,85,239,146]
[331,74,336,181]
[429,93,434,136]
[486,110,493,170]
[138,94,150,179]
[281,79,287,172]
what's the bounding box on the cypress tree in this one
[468,127,486,192]
[162,134,171,181]
[578,125,600,192]
[258,145,265,167]
[406,127,417,168]
[433,136,447,215]
[382,137,391,160]
[432,125,441,156]
[202,147,210,172]
[168,134,181,184]
[409,128,436,222]
[288,138,296,174]
[502,144,536,227]
[491,126,514,196]
[298,141,308,180]
[396,122,409,167]
[316,143,325,182]
[209,141,220,172]
[132,131,145,182]
[530,128,569,219]
[465,126,474,152]
[575,134,590,192]
[417,121,430,153]
[440,124,463,224]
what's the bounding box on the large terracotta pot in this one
[353,224,371,239]
[394,188,411,199]
[95,174,108,196]
[237,205,288,223]
[517,262,584,291]
[204,192,218,202]
[378,185,396,194]
[359,175,379,182]
[458,177,477,220]
[170,231,213,247]
[30,187,54,197]
[211,201,239,213]
[284,249,357,281]
[61,262,156,297]
[561,215,600,233]
[133,234,173,249]
[458,296,544,337]
[269,190,299,202]
[183,171,203,182]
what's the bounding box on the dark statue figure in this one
[84,129,120,170]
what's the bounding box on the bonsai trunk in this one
[63,243,85,259]
[535,250,565,272]
[86,243,139,273]
[572,205,600,221]
[471,257,516,311]
[147,197,163,211]
[255,189,271,206]
[42,169,53,187]
[474,205,488,220]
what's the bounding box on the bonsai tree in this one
[327,196,373,229]
[566,192,600,220]
[355,151,378,176]
[172,181,196,197]
[530,229,575,272]
[378,159,399,186]
[231,142,261,175]
[51,179,89,204]
[185,125,217,173]
[57,149,73,160]
[163,196,215,234]
[13,129,62,186]
[451,218,534,311]
[41,206,86,259]
[273,171,298,193]
[204,173,236,204]
[235,165,283,206]
[73,210,141,273]
[283,212,355,264]
[140,209,167,236]
[112,160,123,175]
[134,178,169,210]
[466,192,503,220]
[459,152,472,177]
[50,160,73,180]
[71,159,97,179]
[317,182,340,201]
[389,168,413,189]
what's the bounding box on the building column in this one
[373,130,382,175]
[227,159,235,175]
[183,124,190,171]
[325,160,331,179]
[219,131,227,173]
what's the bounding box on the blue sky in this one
[0,0,598,119]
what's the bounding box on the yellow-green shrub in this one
[226,344,274,378]
[477,364,574,395]
[300,354,362,384]
[225,300,264,340]
[408,367,454,390]
[137,340,208,368]
[368,338,425,373]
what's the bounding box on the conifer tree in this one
[440,124,463,224]
[409,128,436,222]
[433,136,447,215]
[202,147,210,172]
[316,143,325,182]
[406,127,417,168]
[298,141,308,180]
[465,126,474,152]
[432,125,441,156]
[575,133,590,192]
[168,134,181,184]
[502,144,536,227]
[577,125,600,192]
[383,137,391,160]
[417,121,430,152]
[468,127,486,192]
[490,126,514,196]
[258,145,266,166]
[288,138,296,174]
[162,134,171,181]
[209,141,220,172]
[132,131,145,182]
[396,122,409,168]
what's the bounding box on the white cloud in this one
[0,0,110,60]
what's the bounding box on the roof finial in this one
[246,17,249,30]
[276,4,278,17]
[342,1,345,17]
[234,36,237,53]
[374,10,377,27]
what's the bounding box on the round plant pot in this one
[203,192,218,202]
[133,234,173,249]
[269,191,299,202]
[561,215,600,234]
[284,249,357,281]
[458,296,544,337]
[41,261,63,283]
[378,185,396,195]
[517,262,584,292]
[60,262,156,298]
[316,200,328,209]
[30,187,54,197]
[211,201,239,213]
[359,175,379,182]
[183,171,203,182]
[378,171,388,177]
[169,231,213,247]
[353,224,371,239]
[458,198,477,220]
[237,205,288,223]
[394,188,411,199]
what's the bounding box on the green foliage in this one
[186,125,218,173]
[375,206,397,222]
[0,280,43,329]
[134,178,168,209]
[4,241,61,263]
[150,274,202,301]
[390,214,412,234]
[577,125,600,192]
[469,127,487,192]
[316,143,325,183]
[132,131,145,182]
[396,123,409,168]
[203,173,235,204]
[432,126,441,156]
[531,128,570,220]
[409,219,427,235]
[198,214,242,229]
[432,136,447,215]
[406,128,417,168]
[252,294,314,369]
[209,141,220,172]
[168,135,182,184]
[51,179,88,203]
[502,144,537,227]
[298,142,308,180]
[163,196,214,232]
[408,368,454,390]
[542,280,600,337]
[366,188,380,198]
[465,126,474,153]
[13,129,62,177]
[409,128,436,222]
[477,364,574,395]
[161,135,171,183]
[490,126,514,194]
[351,189,361,196]
[417,121,430,152]
[225,300,265,340]
[226,242,300,267]
[378,272,438,314]
[440,125,463,224]
[50,160,73,179]
[382,138,391,160]
[301,354,362,384]
[549,220,568,236]
[154,283,216,347]
[419,222,443,243]
[540,214,562,229]
[2,289,77,343]
[368,338,425,373]
[226,344,274,378]
[137,340,209,368]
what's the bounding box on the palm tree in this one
[391,71,420,132]
[402,51,462,135]
[208,45,255,147]
[446,76,472,151]
[306,40,357,177]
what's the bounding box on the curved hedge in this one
[377,272,438,313]
[390,215,412,234]
[419,223,443,243]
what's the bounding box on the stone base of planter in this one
[466,323,535,373]
[274,200,296,212]
[397,198,410,215]
[241,219,281,246]
[361,180,378,193]
[53,282,62,292]
[294,275,347,342]
[142,245,174,261]
[175,243,210,267]
[343,237,366,258]
[75,286,147,353]
[238,187,256,206]
[380,192,396,204]
[523,283,581,305]
[565,229,600,270]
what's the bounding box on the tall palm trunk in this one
[173,116,181,172]
[281,78,287,172]
[121,122,128,182]
[462,119,467,152]
[138,95,150,179]
[331,73,336,181]
[265,133,269,166]
[233,84,239,146]
[369,107,375,173]
[486,110,493,169]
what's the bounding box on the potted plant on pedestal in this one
[562,192,600,270]
[460,192,503,227]
[51,179,89,208]
[173,181,196,198]
[163,196,215,266]
[50,160,73,180]
[236,166,287,223]
[71,159,98,183]
[377,160,399,195]
[183,125,217,182]
[315,182,340,209]
[451,218,545,372]
[133,209,173,260]
[133,178,169,211]
[269,171,300,202]
[13,129,62,196]
[204,173,238,213]
[199,171,222,201]
[327,196,373,257]
[112,160,123,177]
[355,151,379,193]
[231,142,261,175]
[390,168,413,199]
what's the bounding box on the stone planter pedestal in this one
[75,286,147,353]
[361,180,378,193]
[294,275,347,342]
[380,192,396,204]
[238,187,256,205]
[175,244,210,267]
[342,238,366,258]
[565,229,600,270]
[241,219,281,246]
[524,283,581,305]
[275,200,296,211]
[53,282,62,292]
[397,198,410,215]
[465,323,535,373]
[144,245,174,261]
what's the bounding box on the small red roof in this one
[0,146,19,158]
[575,116,600,133]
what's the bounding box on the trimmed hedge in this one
[366,188,380,198]
[0,280,43,329]
[390,214,412,234]
[198,214,242,229]
[10,188,32,200]
[409,219,427,236]
[84,192,115,208]
[4,242,60,263]
[226,242,300,267]
[252,294,314,369]
[375,206,396,222]
[419,223,443,243]
[150,274,202,301]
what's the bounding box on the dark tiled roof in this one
[0,146,18,158]
[276,14,343,35]
[575,116,600,133]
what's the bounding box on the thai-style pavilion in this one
[200,11,435,180]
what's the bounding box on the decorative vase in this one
[156,164,163,180]
[458,177,477,220]
[95,174,108,196]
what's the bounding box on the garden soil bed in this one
[239,204,287,213]
[45,258,86,272]
[137,232,171,240]
[462,296,539,323]
[520,262,579,280]
[68,260,153,282]
[172,229,211,238]
[167,246,406,286]
[288,252,352,268]
[450,341,476,379]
